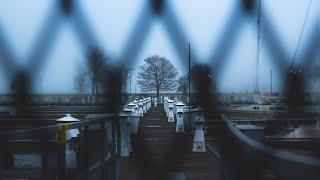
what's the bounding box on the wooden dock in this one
[120,106,221,180]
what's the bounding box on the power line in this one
[291,0,313,65]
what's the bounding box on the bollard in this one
[133,100,139,113]
[127,102,140,134]
[119,110,132,157]
[56,114,80,169]
[175,102,185,132]
[164,98,167,115]
[168,104,175,122]
[154,97,157,107]
[164,97,168,114]
[134,101,139,115]
[164,97,173,117]
[138,99,144,117]
[165,98,175,122]
[145,98,149,110]
[192,108,206,152]
[147,97,151,110]
[142,98,147,113]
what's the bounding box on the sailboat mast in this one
[271,69,273,95]
[255,0,261,93]
[188,43,191,133]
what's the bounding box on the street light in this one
[128,74,133,101]
[133,77,137,94]
[39,73,45,96]
[39,73,44,101]
[207,73,213,79]
[129,74,132,94]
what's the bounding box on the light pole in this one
[128,74,133,101]
[270,69,273,96]
[129,74,132,94]
[134,77,137,94]
[39,73,45,104]
[40,73,45,95]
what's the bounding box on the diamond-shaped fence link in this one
[0,0,319,179]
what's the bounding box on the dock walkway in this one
[120,106,220,180]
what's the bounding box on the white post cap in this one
[56,114,80,122]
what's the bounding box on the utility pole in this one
[271,69,273,96]
[188,43,191,133]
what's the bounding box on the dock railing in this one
[219,114,320,180]
[0,113,121,180]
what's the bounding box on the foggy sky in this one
[0,0,318,93]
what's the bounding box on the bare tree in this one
[138,55,178,96]
[86,48,106,95]
[176,74,190,102]
[74,68,86,93]
[177,74,189,93]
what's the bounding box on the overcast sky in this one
[0,0,318,93]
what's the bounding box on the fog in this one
[0,0,318,93]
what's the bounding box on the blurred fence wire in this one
[0,0,318,88]
[0,0,319,179]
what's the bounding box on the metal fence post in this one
[57,143,66,180]
[115,118,121,180]
[109,118,121,180]
[40,134,49,180]
[109,119,116,180]
[83,125,89,180]
[100,120,106,179]
[0,139,6,180]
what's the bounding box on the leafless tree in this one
[86,48,106,95]
[74,67,87,93]
[177,74,189,93]
[138,55,178,96]
[176,74,190,102]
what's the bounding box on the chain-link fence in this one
[0,0,319,179]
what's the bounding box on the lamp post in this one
[129,74,132,94]
[40,73,45,95]
[39,73,45,104]
[134,79,137,94]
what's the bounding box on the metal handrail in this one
[220,114,320,179]
[0,113,117,140]
[0,113,121,180]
